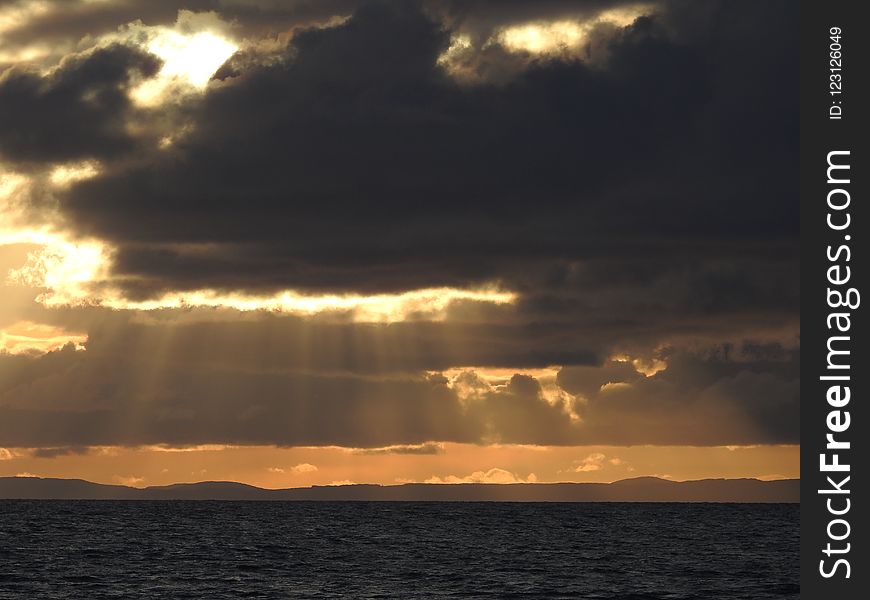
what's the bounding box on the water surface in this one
[0,501,799,599]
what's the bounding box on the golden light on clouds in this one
[436,34,473,69]
[11,276,514,321]
[8,236,108,303]
[442,366,582,424]
[3,162,515,327]
[423,468,538,484]
[6,152,517,326]
[442,366,561,383]
[5,241,514,328]
[494,4,654,55]
[0,44,52,64]
[0,320,87,355]
[48,161,100,188]
[436,4,656,78]
[610,353,668,377]
[2,161,101,247]
[4,228,515,324]
[93,286,516,321]
[574,452,608,472]
[0,171,33,243]
[0,0,51,35]
[1,168,96,319]
[289,463,318,474]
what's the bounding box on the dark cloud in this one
[559,348,800,445]
[29,445,92,459]
[0,321,798,448]
[352,442,445,455]
[0,342,478,447]
[0,43,160,163]
[52,0,798,298]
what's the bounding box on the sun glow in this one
[128,19,237,106]
[8,236,109,301]
[146,30,237,88]
[498,21,587,54]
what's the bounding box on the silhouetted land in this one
[0,476,799,502]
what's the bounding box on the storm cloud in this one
[0,332,798,447]
[48,0,798,297]
[0,43,160,163]
[0,0,799,451]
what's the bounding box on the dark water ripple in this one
[0,501,798,599]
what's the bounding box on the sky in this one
[0,0,799,488]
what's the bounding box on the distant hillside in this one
[0,476,799,502]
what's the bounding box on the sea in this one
[0,501,799,599]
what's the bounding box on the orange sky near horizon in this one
[0,443,799,489]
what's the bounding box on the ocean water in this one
[0,501,798,599]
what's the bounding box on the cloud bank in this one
[0,0,799,451]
